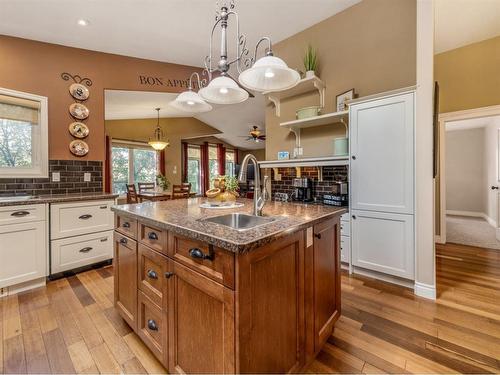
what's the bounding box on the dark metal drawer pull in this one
[100,206,108,209]
[189,247,214,261]
[11,211,30,217]
[119,237,128,245]
[314,233,321,239]
[164,272,174,279]
[100,237,108,242]
[148,232,158,240]
[147,319,158,331]
[147,269,158,279]
[79,214,92,220]
[122,222,130,228]
[79,247,93,253]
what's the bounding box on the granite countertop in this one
[0,192,119,206]
[112,198,346,253]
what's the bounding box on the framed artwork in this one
[336,89,355,112]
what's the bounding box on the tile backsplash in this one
[0,160,103,196]
[270,166,348,201]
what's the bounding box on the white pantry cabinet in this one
[351,210,414,279]
[349,89,415,281]
[350,92,414,214]
[0,204,47,289]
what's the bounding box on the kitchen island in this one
[111,198,345,373]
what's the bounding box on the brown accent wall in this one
[0,35,200,161]
[265,0,417,160]
[434,36,500,113]
[105,118,220,185]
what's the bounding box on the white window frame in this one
[0,87,48,178]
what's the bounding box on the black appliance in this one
[292,178,313,203]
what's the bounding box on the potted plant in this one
[156,173,170,192]
[303,45,318,78]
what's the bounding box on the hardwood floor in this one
[1,242,499,374]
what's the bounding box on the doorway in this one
[438,105,500,249]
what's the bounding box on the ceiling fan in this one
[241,126,266,143]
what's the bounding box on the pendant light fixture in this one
[172,0,299,111]
[170,72,212,112]
[148,108,170,151]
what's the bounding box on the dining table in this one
[137,191,197,202]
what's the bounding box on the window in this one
[0,88,48,177]
[208,144,219,188]
[111,142,158,195]
[186,145,201,195]
[225,149,235,177]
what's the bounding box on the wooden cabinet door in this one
[167,261,235,374]
[114,232,138,330]
[0,221,47,288]
[311,218,341,353]
[350,92,415,214]
[351,209,415,279]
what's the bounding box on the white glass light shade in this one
[198,76,249,104]
[170,90,212,113]
[149,140,169,150]
[238,55,300,92]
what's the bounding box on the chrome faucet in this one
[238,154,267,216]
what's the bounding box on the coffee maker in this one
[292,178,313,202]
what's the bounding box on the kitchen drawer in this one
[115,214,137,239]
[139,224,167,255]
[0,204,46,226]
[167,233,235,289]
[340,235,350,263]
[340,220,350,237]
[138,244,169,307]
[51,230,113,273]
[340,212,350,223]
[137,291,166,364]
[51,200,114,239]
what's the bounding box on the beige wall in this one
[435,36,500,113]
[265,0,417,160]
[445,128,485,213]
[239,149,265,162]
[105,118,220,185]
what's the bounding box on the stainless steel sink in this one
[201,213,278,231]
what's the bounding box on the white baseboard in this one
[0,277,46,297]
[446,210,497,228]
[352,266,414,289]
[414,281,436,300]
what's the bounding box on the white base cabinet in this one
[351,210,414,279]
[0,204,47,289]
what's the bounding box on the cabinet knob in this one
[79,247,93,253]
[148,232,158,240]
[147,319,158,331]
[189,247,214,261]
[164,272,174,279]
[352,215,357,220]
[119,237,128,245]
[314,233,321,239]
[122,222,130,228]
[492,186,499,190]
[79,214,92,220]
[147,269,158,279]
[11,210,30,217]
[351,155,356,160]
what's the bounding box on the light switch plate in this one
[83,172,91,182]
[52,172,60,182]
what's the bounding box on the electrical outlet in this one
[52,172,60,182]
[84,172,91,182]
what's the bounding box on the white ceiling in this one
[446,115,500,132]
[435,0,500,54]
[0,0,361,67]
[104,89,266,150]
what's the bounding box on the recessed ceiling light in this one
[77,19,90,26]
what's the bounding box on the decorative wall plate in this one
[68,122,90,138]
[69,83,90,101]
[69,140,89,156]
[69,103,89,120]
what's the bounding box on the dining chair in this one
[172,183,191,199]
[126,184,139,204]
[138,182,155,192]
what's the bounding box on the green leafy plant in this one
[303,45,317,72]
[223,175,239,193]
[156,173,170,191]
